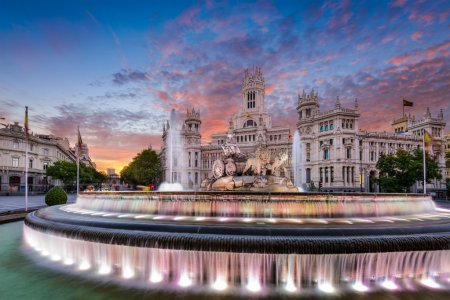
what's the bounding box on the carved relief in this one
[225,158,236,176]
[212,159,224,179]
[271,150,289,174]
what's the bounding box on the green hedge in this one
[45,186,68,206]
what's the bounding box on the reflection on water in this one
[0,221,449,300]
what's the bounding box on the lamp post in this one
[359,136,364,192]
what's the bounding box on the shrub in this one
[45,186,68,206]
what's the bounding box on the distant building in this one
[0,122,76,194]
[161,68,447,197]
[76,142,96,169]
[297,94,446,197]
[105,168,120,188]
[161,67,291,189]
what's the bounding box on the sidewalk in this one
[0,194,77,213]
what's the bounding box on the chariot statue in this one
[202,139,297,192]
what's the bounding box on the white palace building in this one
[161,67,447,197]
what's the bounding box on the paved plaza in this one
[0,194,77,213]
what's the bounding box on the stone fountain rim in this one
[80,191,431,198]
[25,208,450,254]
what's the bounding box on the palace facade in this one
[297,92,446,197]
[0,122,94,194]
[161,68,447,197]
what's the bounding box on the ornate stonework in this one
[161,68,447,197]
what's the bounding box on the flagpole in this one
[77,126,80,195]
[422,131,427,194]
[25,137,28,211]
[25,106,28,211]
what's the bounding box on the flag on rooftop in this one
[402,99,413,107]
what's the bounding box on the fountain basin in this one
[72,191,437,218]
[23,192,450,295]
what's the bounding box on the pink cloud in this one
[356,41,371,51]
[408,11,433,23]
[426,40,450,58]
[277,69,308,80]
[381,36,394,44]
[411,31,422,41]
[391,0,407,7]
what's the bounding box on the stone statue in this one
[221,134,241,157]
[200,178,213,191]
[243,146,271,175]
[212,159,224,179]
[225,158,237,176]
[202,140,298,192]
[271,150,289,175]
[243,157,263,175]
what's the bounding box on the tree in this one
[120,148,162,187]
[376,149,442,193]
[46,161,107,189]
[46,161,77,186]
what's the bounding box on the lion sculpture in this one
[243,147,271,175]
[271,150,289,175]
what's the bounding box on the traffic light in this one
[319,181,322,189]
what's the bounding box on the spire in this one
[354,98,359,110]
[335,96,341,109]
[425,107,431,118]
[438,108,444,119]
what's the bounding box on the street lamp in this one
[359,136,364,192]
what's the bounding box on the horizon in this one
[1,0,449,172]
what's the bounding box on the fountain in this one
[292,129,301,188]
[21,131,450,297]
[22,189,450,296]
[159,109,184,191]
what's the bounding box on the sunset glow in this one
[0,0,448,172]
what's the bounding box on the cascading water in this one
[23,191,450,295]
[292,130,302,188]
[159,109,184,191]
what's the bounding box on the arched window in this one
[247,91,256,109]
[244,120,257,128]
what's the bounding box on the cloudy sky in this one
[0,0,449,171]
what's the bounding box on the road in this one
[0,194,77,213]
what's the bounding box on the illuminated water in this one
[20,192,450,297]
[0,221,447,299]
[161,109,185,190]
[292,130,302,187]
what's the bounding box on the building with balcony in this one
[1,122,77,194]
